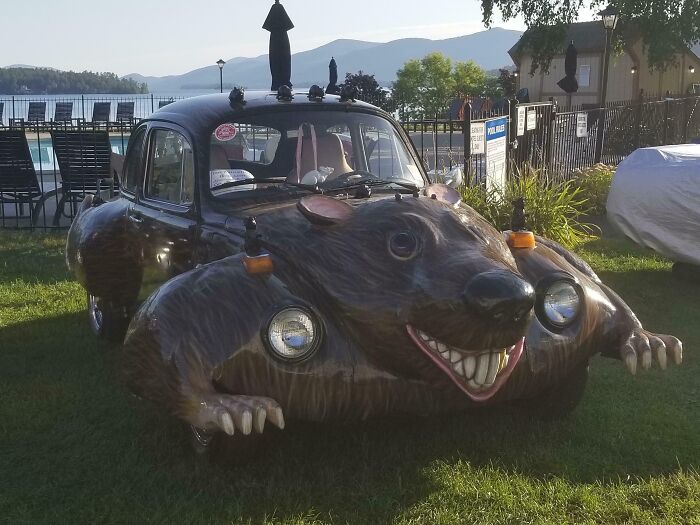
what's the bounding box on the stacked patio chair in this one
[0,129,57,225]
[52,102,74,128]
[158,99,174,109]
[0,103,4,127]
[50,128,115,225]
[91,102,111,128]
[115,102,135,129]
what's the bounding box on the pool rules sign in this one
[485,117,508,192]
[576,113,588,138]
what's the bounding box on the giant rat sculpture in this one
[100,190,681,441]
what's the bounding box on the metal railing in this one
[0,95,183,127]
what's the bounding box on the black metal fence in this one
[0,95,183,127]
[2,93,700,231]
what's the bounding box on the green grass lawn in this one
[1,232,698,524]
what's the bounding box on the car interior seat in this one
[289,132,353,184]
[210,144,232,171]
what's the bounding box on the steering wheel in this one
[322,169,375,188]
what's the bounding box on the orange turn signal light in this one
[243,254,274,275]
[507,230,536,249]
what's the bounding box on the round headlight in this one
[541,280,581,328]
[266,307,321,362]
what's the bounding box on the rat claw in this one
[253,407,267,434]
[219,411,235,436]
[267,407,285,430]
[624,350,637,376]
[670,340,683,365]
[649,336,667,370]
[235,410,253,435]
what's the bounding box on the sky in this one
[2,0,595,77]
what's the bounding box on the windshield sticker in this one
[210,169,255,195]
[214,123,238,142]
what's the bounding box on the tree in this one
[453,60,487,97]
[480,0,700,71]
[0,68,148,95]
[341,71,389,110]
[497,68,517,98]
[392,59,424,119]
[392,53,499,118]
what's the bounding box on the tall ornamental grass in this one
[460,167,598,248]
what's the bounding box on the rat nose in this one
[463,270,535,323]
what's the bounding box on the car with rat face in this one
[66,87,682,456]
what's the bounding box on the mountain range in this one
[124,28,522,92]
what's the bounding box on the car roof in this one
[146,91,386,138]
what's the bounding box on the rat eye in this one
[389,231,419,260]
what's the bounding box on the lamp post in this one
[594,4,619,163]
[216,59,226,93]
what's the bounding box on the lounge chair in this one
[11,102,48,129]
[158,99,174,109]
[115,102,135,127]
[91,102,111,127]
[53,102,74,126]
[0,129,58,225]
[50,129,115,225]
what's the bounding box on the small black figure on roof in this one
[327,57,340,95]
[264,0,294,91]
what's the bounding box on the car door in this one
[129,124,199,302]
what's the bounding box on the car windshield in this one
[208,110,425,197]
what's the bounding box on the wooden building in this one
[509,22,700,107]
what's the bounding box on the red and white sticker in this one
[214,123,237,141]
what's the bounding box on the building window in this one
[578,65,591,87]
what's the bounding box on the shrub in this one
[460,167,598,248]
[572,164,615,216]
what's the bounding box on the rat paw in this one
[620,329,682,375]
[189,394,285,436]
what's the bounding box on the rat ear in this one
[424,183,462,208]
[297,195,354,225]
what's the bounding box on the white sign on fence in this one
[576,112,588,138]
[485,117,508,192]
[527,109,537,131]
[517,107,526,136]
[470,122,485,154]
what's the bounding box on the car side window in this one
[145,129,194,206]
[121,127,147,195]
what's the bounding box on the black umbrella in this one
[557,41,579,93]
[263,0,294,91]
[327,57,340,94]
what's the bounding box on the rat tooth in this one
[464,356,476,379]
[502,353,509,369]
[452,359,465,377]
[449,350,462,363]
[437,342,449,354]
[475,354,489,385]
[419,331,430,341]
[428,340,438,351]
[467,378,482,390]
[485,352,500,385]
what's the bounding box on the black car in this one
[65,88,681,456]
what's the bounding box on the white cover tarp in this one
[607,144,700,265]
